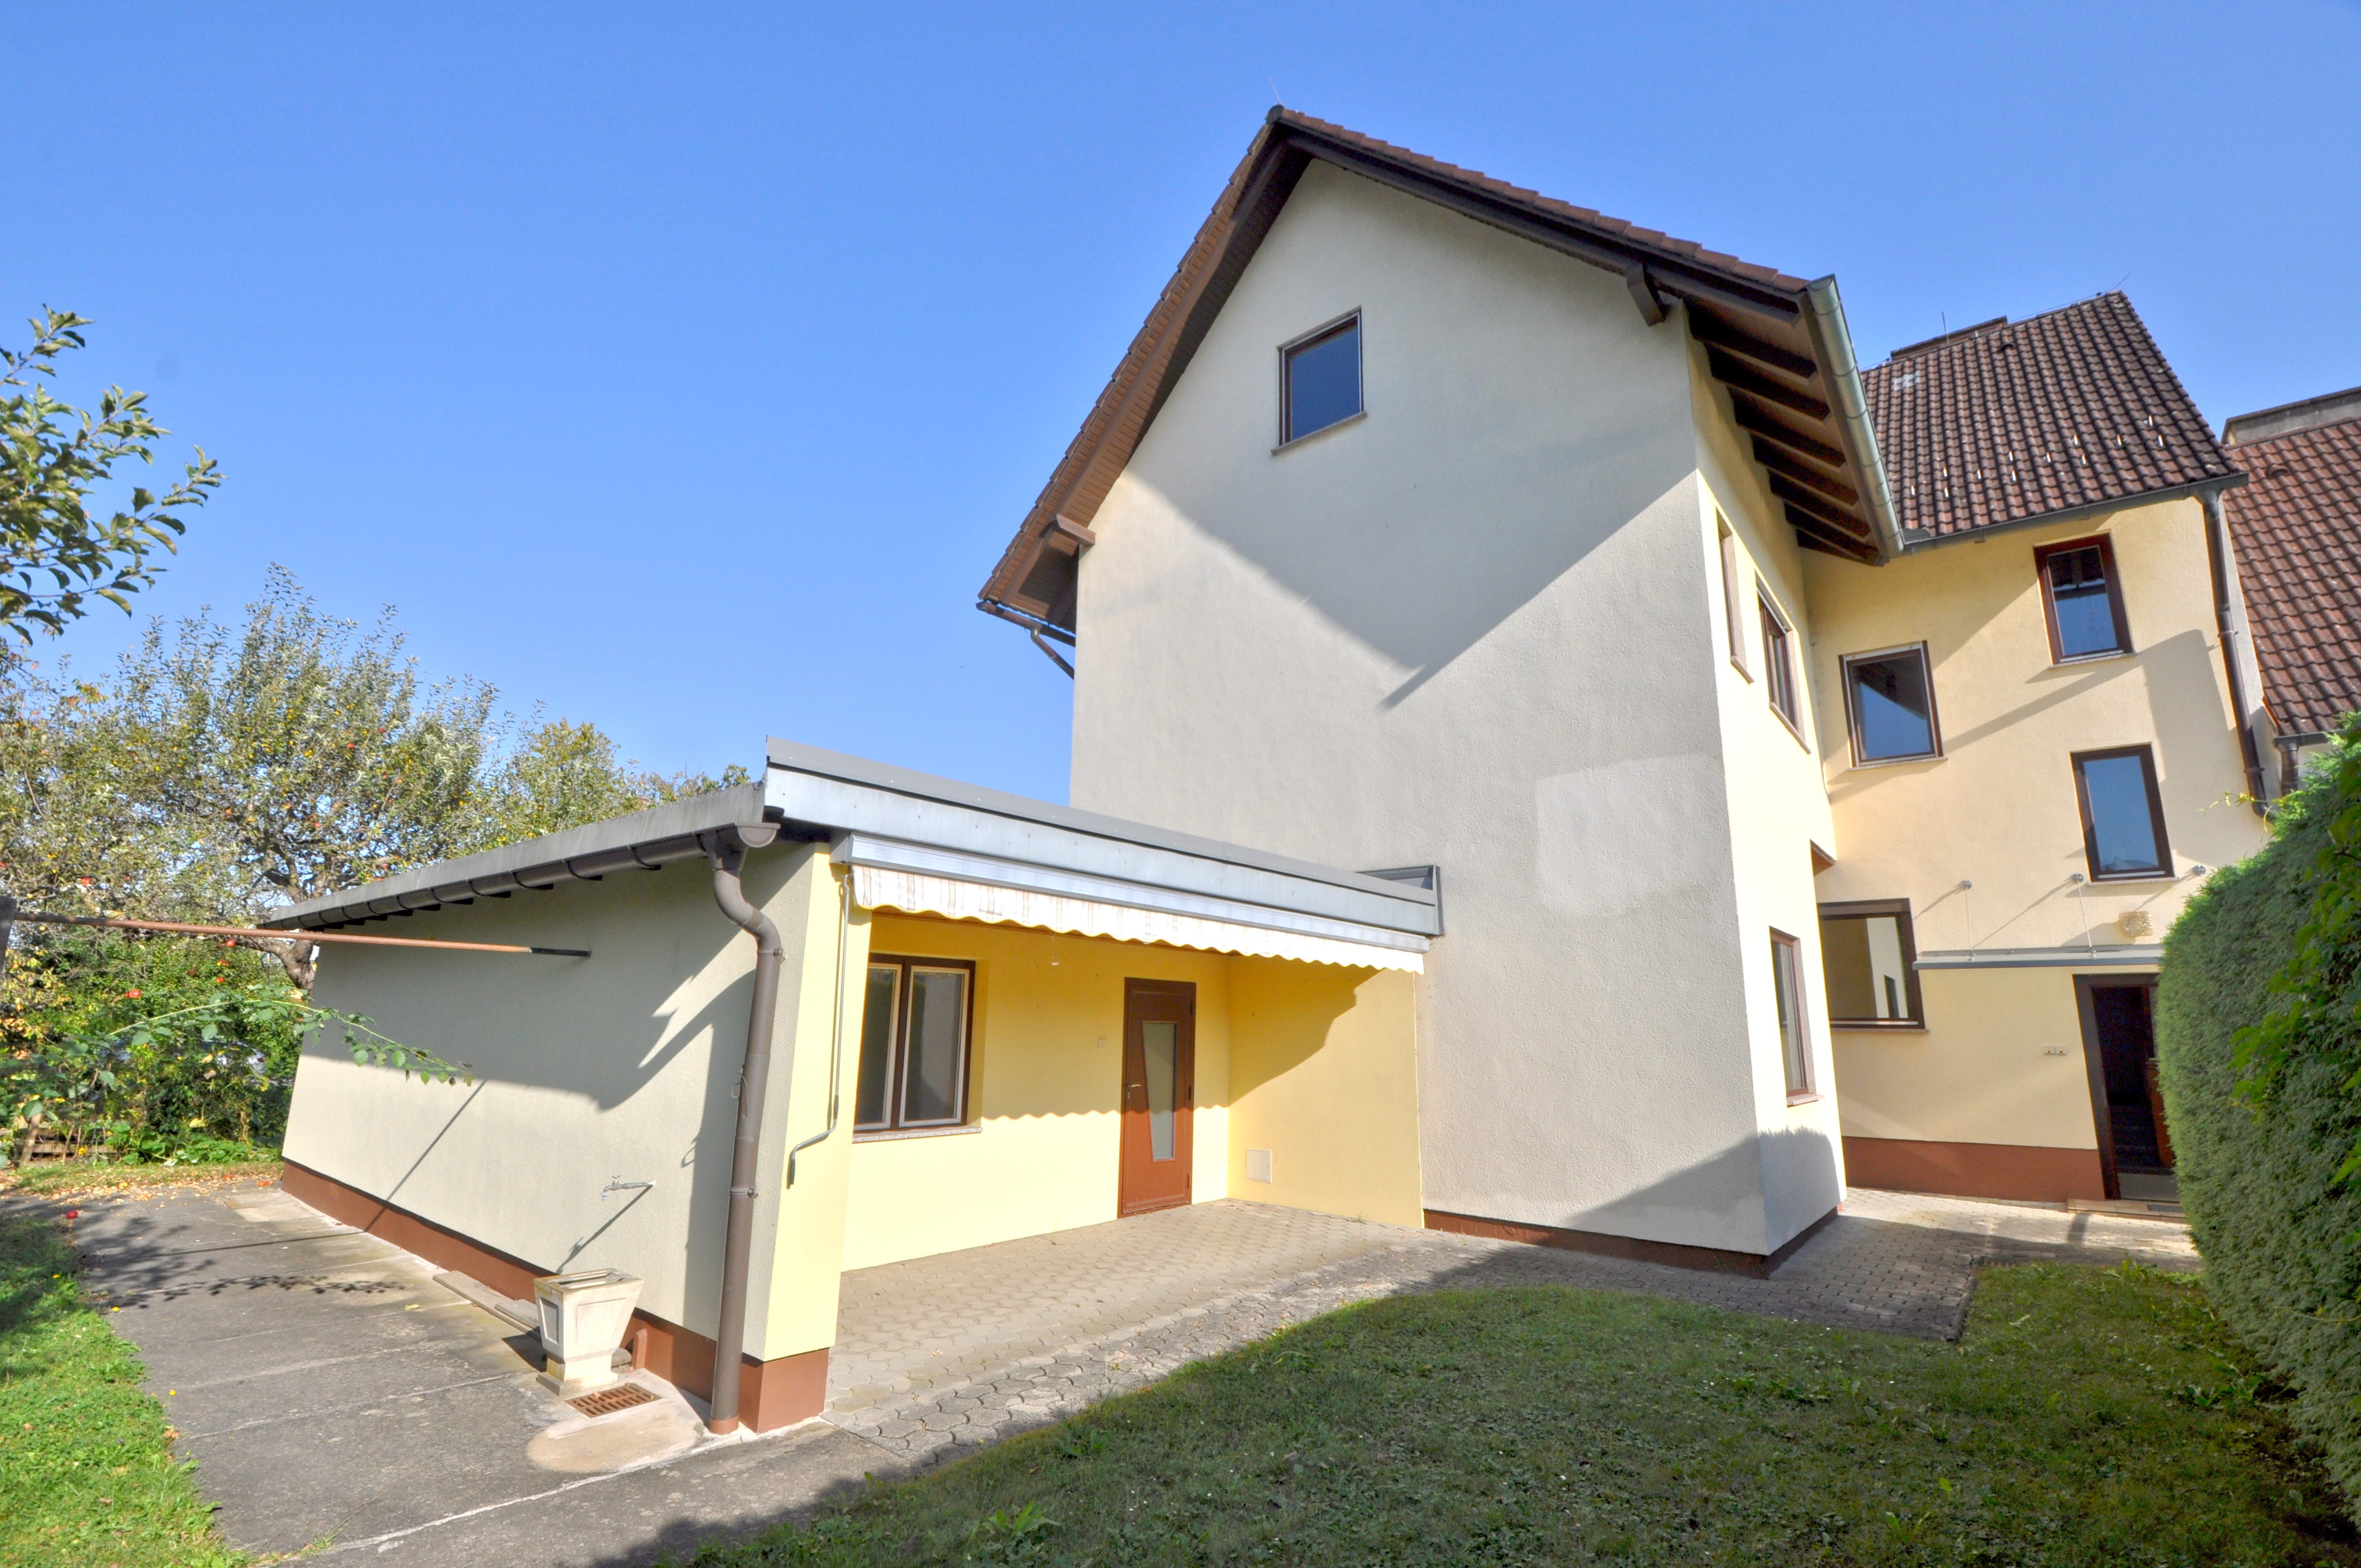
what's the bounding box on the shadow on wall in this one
[1549,1124,1843,1257]
[1226,962,1367,1101]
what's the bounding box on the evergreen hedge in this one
[2157,720,2361,1513]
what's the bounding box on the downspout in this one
[1803,277,1906,562]
[2200,486,2271,814]
[703,823,783,1435]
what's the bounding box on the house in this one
[2217,384,2361,787]
[276,108,2279,1436]
[979,111,2266,1215]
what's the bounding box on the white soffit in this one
[851,867,1426,973]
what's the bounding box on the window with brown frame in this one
[1842,643,1941,764]
[1718,515,1751,678]
[1818,900,1924,1027]
[1769,929,1813,1099]
[1760,593,1800,731]
[2035,536,2132,662]
[854,955,976,1133]
[2071,745,2173,881]
[1279,313,1362,445]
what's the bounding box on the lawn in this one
[681,1262,2356,1568]
[0,1205,242,1567]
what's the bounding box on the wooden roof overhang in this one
[978,110,1902,650]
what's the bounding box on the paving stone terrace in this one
[825,1192,2195,1466]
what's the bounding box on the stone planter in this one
[532,1268,643,1395]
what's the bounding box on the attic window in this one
[1280,314,1362,445]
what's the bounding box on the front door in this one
[2075,976,2170,1201]
[1118,979,1195,1217]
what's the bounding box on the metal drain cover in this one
[566,1382,658,1418]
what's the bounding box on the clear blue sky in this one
[10,2,2357,804]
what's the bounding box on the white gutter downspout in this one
[1804,276,1907,562]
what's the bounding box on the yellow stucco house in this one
[274,110,2278,1433]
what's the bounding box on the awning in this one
[851,865,1425,972]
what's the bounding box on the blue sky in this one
[9,2,2357,804]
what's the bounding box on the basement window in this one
[1842,644,1941,764]
[1818,900,1923,1027]
[2072,746,2172,882]
[2036,536,2132,662]
[855,955,975,1133]
[1280,313,1362,445]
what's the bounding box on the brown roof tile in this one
[1862,293,2237,541]
[2221,407,2361,737]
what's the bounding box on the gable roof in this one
[1860,293,2239,544]
[978,108,1902,641]
[2219,389,2361,738]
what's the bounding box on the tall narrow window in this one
[2072,746,2172,881]
[1718,515,1750,678]
[1818,900,1924,1027]
[853,955,976,1133]
[1770,930,1813,1099]
[2036,536,2132,662]
[1280,314,1362,444]
[1760,594,1800,731]
[1842,644,1941,764]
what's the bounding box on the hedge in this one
[2157,720,2361,1515]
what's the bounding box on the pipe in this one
[784,867,852,1189]
[703,824,782,1435]
[2200,486,2272,813]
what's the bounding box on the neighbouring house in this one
[2217,384,2361,787]
[277,108,2287,1436]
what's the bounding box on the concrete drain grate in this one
[565,1382,658,1418]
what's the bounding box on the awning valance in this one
[851,865,1424,973]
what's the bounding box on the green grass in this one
[0,1211,242,1567]
[682,1263,2357,1567]
[0,1157,283,1201]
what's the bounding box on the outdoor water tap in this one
[601,1178,654,1203]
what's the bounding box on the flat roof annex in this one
[263,739,1440,946]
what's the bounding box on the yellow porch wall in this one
[1832,967,2101,1149]
[1227,961,1422,1227]
[839,917,1232,1272]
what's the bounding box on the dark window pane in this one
[855,965,899,1129]
[1285,321,1361,442]
[2080,753,2166,875]
[1848,650,1936,760]
[900,967,969,1124]
[1819,913,1915,1022]
[2047,546,2124,658]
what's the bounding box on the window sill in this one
[2048,649,2134,669]
[1729,657,1753,684]
[1272,409,1366,454]
[853,1123,981,1144]
[2088,870,2177,886]
[1848,750,1943,771]
[1830,1021,1928,1033]
[1772,706,1811,752]
[1785,1091,1824,1107]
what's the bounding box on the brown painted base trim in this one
[1423,1204,1837,1280]
[1841,1136,2104,1204]
[280,1160,826,1431]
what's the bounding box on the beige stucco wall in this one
[1803,496,2267,1147]
[1227,961,1422,1228]
[285,843,850,1362]
[1067,157,1835,1256]
[838,917,1232,1272]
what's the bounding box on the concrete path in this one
[36,1179,2194,1566]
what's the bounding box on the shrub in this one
[2157,720,2361,1515]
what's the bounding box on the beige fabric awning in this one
[852,865,1424,973]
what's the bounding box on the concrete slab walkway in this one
[36,1178,2195,1566]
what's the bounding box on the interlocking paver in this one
[825,1191,2192,1463]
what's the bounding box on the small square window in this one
[1760,594,1800,732]
[1769,929,1813,1099]
[1818,900,1923,1026]
[1281,314,1362,444]
[2036,536,2131,662]
[1842,644,1941,764]
[854,955,976,1133]
[2071,746,2172,881]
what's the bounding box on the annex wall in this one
[1068,158,1777,1255]
[284,843,846,1363]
